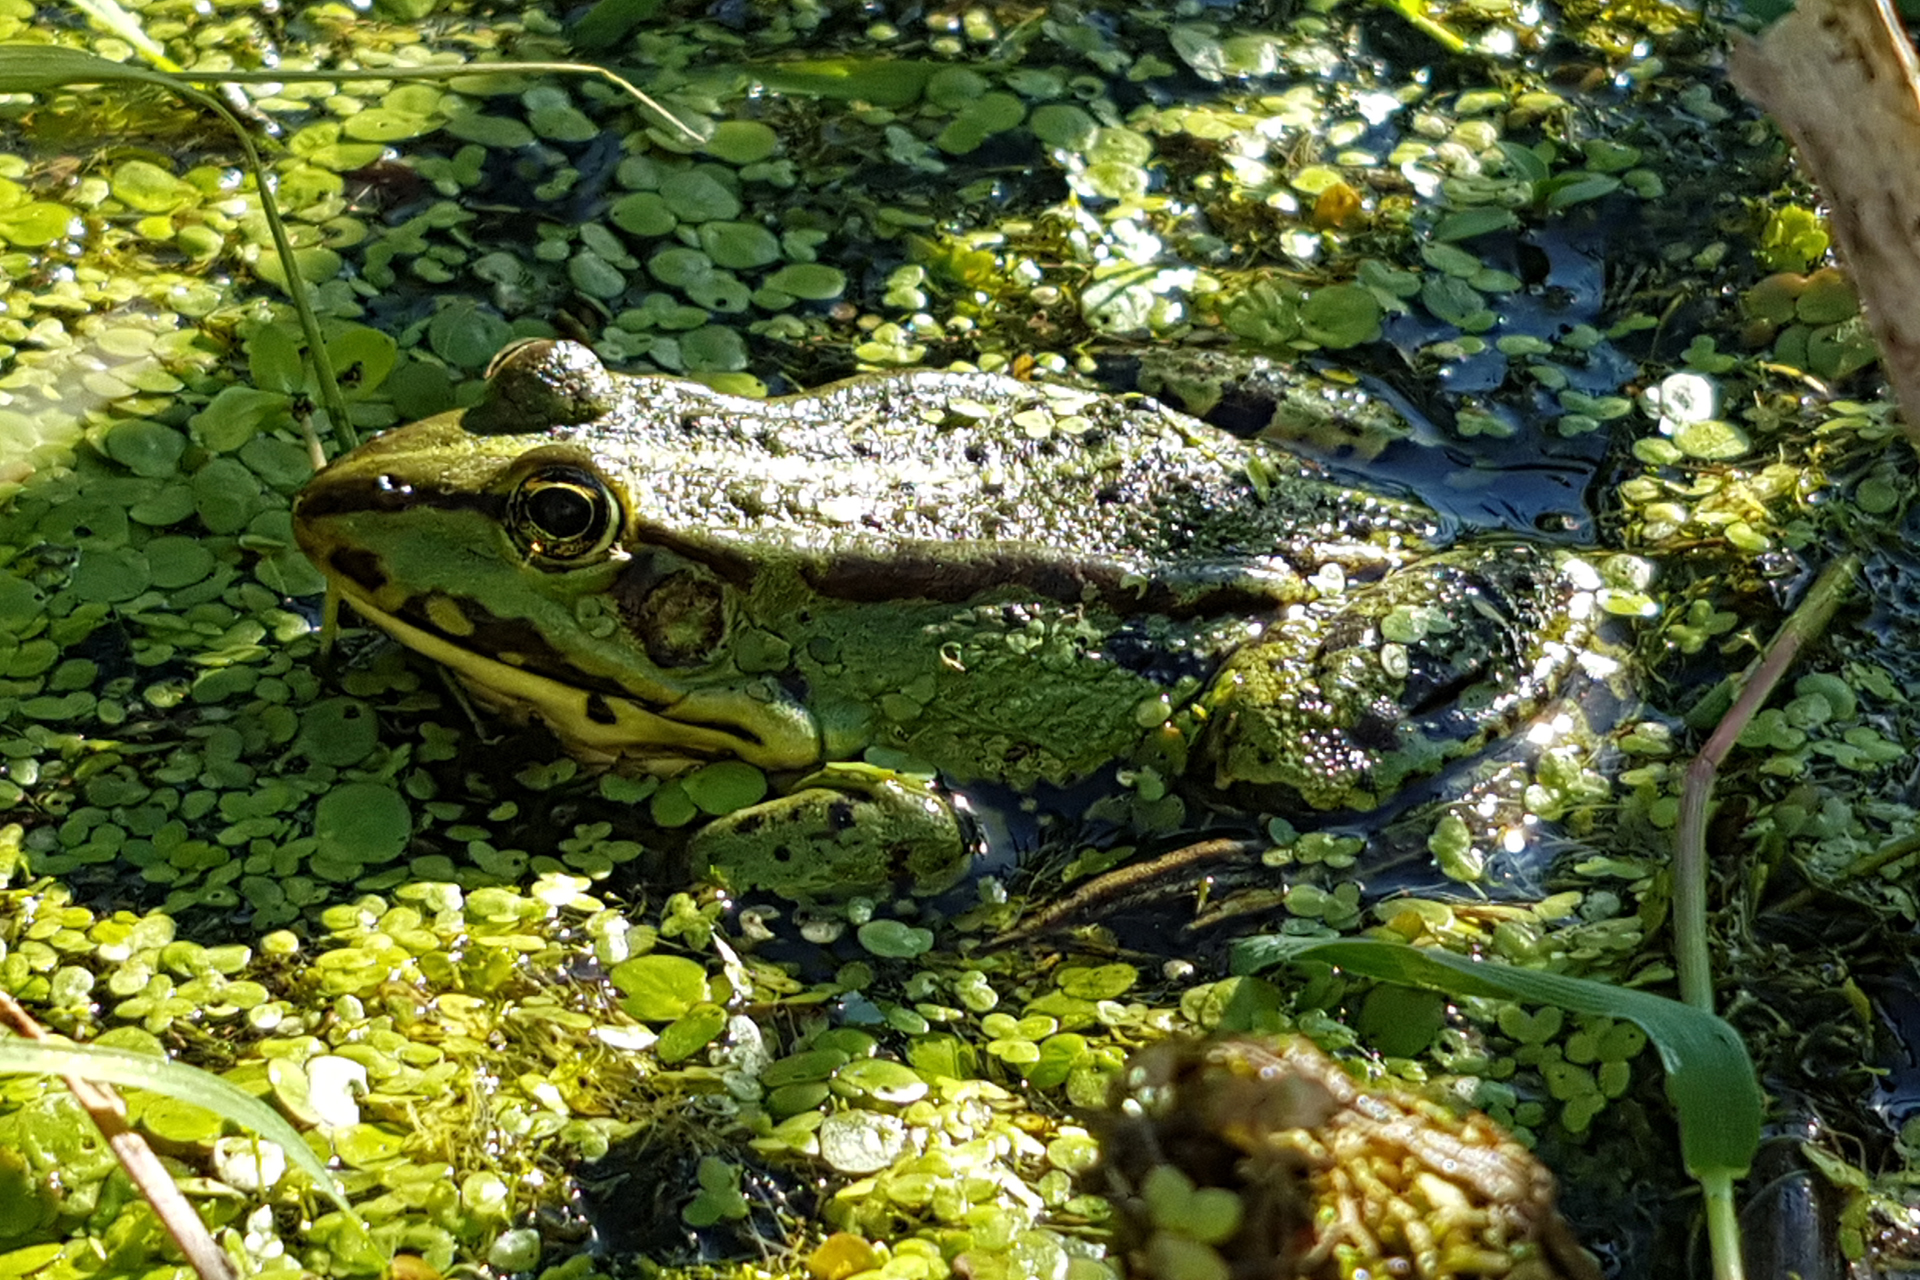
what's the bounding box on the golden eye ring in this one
[507,466,620,563]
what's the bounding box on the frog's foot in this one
[688,763,975,901]
[1200,543,1596,814]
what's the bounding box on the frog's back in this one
[576,368,1443,602]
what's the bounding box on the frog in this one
[292,337,1620,903]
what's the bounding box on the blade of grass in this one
[1662,554,1855,1279]
[1233,935,1759,1280]
[1231,935,1762,1180]
[0,1032,359,1221]
[0,993,235,1280]
[62,0,182,72]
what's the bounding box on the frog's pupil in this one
[529,484,595,539]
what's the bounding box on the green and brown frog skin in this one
[293,338,1612,902]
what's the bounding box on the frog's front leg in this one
[1199,542,1592,813]
[687,762,975,900]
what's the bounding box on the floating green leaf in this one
[699,221,781,269]
[610,954,711,1021]
[650,246,714,288]
[313,782,412,865]
[296,698,380,767]
[444,111,535,148]
[191,386,290,453]
[936,92,1026,155]
[104,420,186,478]
[835,1058,929,1105]
[660,171,742,222]
[192,457,264,533]
[1420,274,1495,331]
[328,327,399,395]
[856,919,934,959]
[1030,103,1097,149]
[764,262,846,300]
[682,760,768,815]
[523,86,598,142]
[751,58,935,107]
[1541,172,1620,211]
[110,159,193,213]
[1056,963,1137,1001]
[681,325,749,372]
[144,537,215,589]
[1223,280,1303,347]
[68,546,149,603]
[428,301,513,368]
[703,120,778,165]
[611,191,677,237]
[1670,419,1749,460]
[572,0,665,49]
[1300,284,1382,349]
[0,201,71,247]
[1432,207,1518,242]
[569,251,628,298]
[1796,271,1858,325]
[657,1003,728,1063]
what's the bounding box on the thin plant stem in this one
[1371,0,1469,51]
[197,62,701,142]
[164,81,356,454]
[1671,555,1858,1280]
[1674,553,1858,1011]
[1767,828,1920,916]
[1702,1171,1744,1280]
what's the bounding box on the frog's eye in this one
[507,465,620,563]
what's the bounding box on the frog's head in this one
[293,339,822,772]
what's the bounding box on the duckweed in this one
[0,0,1916,1272]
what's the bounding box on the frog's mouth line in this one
[326,581,822,772]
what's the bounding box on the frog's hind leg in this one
[1196,542,1601,817]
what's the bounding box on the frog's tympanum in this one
[294,339,1614,900]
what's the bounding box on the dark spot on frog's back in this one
[1346,712,1399,752]
[1101,621,1216,687]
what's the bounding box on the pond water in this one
[0,0,1916,1277]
